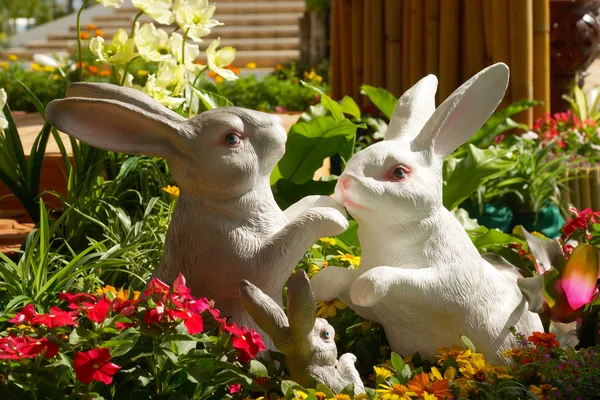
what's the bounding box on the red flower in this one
[59,292,98,310]
[9,304,37,324]
[528,332,560,349]
[563,207,600,238]
[144,302,167,326]
[0,336,59,359]
[144,278,170,296]
[208,307,227,325]
[173,273,191,297]
[31,306,76,328]
[229,383,242,394]
[171,309,204,334]
[73,348,121,384]
[230,325,265,362]
[86,296,111,323]
[115,322,134,330]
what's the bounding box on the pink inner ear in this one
[434,91,472,154]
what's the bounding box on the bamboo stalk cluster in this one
[330,0,551,126]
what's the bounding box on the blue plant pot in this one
[511,205,566,239]
[462,203,514,233]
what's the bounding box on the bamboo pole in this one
[491,0,511,107]
[408,0,425,86]
[339,0,353,98]
[351,0,364,101]
[509,0,534,126]
[425,0,440,76]
[533,0,551,119]
[592,168,600,210]
[330,0,342,99]
[385,0,403,97]
[363,0,373,87]
[482,0,493,65]
[371,0,385,88]
[463,0,487,81]
[581,168,592,210]
[402,0,411,91]
[438,0,461,102]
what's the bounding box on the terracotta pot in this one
[564,165,600,210]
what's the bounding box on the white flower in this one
[0,89,8,130]
[521,130,539,141]
[142,60,188,109]
[96,0,124,8]
[132,0,174,24]
[170,32,200,67]
[90,29,138,65]
[205,38,237,81]
[135,23,174,62]
[33,54,60,68]
[174,0,223,42]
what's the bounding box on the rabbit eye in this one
[320,329,331,340]
[392,166,408,181]
[224,133,241,146]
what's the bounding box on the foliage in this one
[0,274,270,399]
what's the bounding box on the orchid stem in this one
[76,0,91,82]
[182,28,190,65]
[130,11,144,37]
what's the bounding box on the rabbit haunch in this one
[311,63,543,364]
[45,82,349,347]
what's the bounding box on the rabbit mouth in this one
[336,185,371,212]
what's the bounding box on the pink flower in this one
[9,304,37,324]
[173,273,191,298]
[31,306,77,328]
[229,383,242,394]
[563,207,600,238]
[73,348,121,384]
[144,278,170,297]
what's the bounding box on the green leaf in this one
[281,380,304,396]
[390,352,405,373]
[467,226,523,249]
[249,360,268,378]
[278,116,359,184]
[460,335,477,352]
[272,179,337,210]
[360,85,398,119]
[339,96,361,119]
[315,384,335,398]
[573,85,588,121]
[443,145,517,210]
[336,220,359,248]
[190,80,233,112]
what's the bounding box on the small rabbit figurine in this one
[310,63,543,364]
[46,83,348,346]
[239,270,365,395]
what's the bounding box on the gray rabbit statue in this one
[46,83,349,348]
[239,270,364,395]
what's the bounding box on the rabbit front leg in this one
[260,207,349,280]
[350,266,442,307]
[284,195,347,221]
[336,353,365,394]
[310,266,356,302]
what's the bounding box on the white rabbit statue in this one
[310,63,543,364]
[239,270,364,395]
[46,83,349,347]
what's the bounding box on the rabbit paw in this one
[307,207,349,237]
[285,195,347,221]
[350,273,386,307]
[311,266,355,301]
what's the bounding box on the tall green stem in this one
[182,28,190,65]
[130,11,144,37]
[118,11,145,86]
[76,0,91,82]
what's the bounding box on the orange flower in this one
[100,69,111,77]
[88,65,99,75]
[407,373,453,400]
[87,23,96,30]
[207,70,217,78]
[95,29,104,37]
[80,31,89,40]
[528,332,560,349]
[76,62,87,68]
[225,64,240,74]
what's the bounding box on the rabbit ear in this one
[385,75,438,141]
[287,270,317,339]
[239,280,290,348]
[412,63,509,156]
[46,97,190,158]
[65,82,186,123]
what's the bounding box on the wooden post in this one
[482,0,494,65]
[351,0,364,101]
[533,0,551,119]
[385,0,403,97]
[371,0,385,88]
[339,0,353,97]
[425,0,440,76]
[408,0,425,86]
[330,0,342,99]
[509,0,534,126]
[363,0,373,86]
[491,0,511,107]
[402,0,411,90]
[439,0,461,102]
[463,0,487,81]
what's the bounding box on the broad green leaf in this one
[467,226,523,249]
[272,179,337,210]
[360,85,397,119]
[443,145,517,210]
[249,360,268,378]
[337,220,359,249]
[278,116,359,184]
[391,352,405,374]
[190,81,233,111]
[339,96,361,119]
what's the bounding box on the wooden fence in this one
[329,0,551,126]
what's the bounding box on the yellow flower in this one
[355,395,369,400]
[376,383,416,400]
[294,390,309,400]
[215,75,224,83]
[0,61,7,68]
[43,65,55,72]
[90,29,138,65]
[374,365,394,384]
[308,263,321,277]
[435,345,471,366]
[502,348,524,358]
[8,54,17,61]
[319,237,337,246]
[275,64,284,71]
[429,366,443,381]
[52,74,61,80]
[138,69,148,76]
[314,392,327,400]
[335,395,351,400]
[30,63,43,72]
[246,62,257,69]
[443,366,457,380]
[316,299,346,318]
[162,185,180,196]
[335,251,360,267]
[460,353,491,383]
[97,285,140,301]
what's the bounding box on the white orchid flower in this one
[142,60,188,109]
[206,38,238,81]
[174,0,223,42]
[96,0,124,8]
[90,29,138,65]
[132,0,174,24]
[0,89,8,130]
[33,54,60,68]
[170,32,200,67]
[135,23,174,63]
